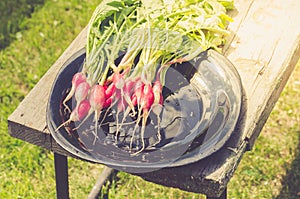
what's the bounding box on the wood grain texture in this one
[7,0,300,197]
[223,0,300,148]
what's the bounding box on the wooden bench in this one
[8,0,300,198]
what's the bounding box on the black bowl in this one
[47,48,242,173]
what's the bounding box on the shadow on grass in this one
[275,130,300,199]
[0,0,45,49]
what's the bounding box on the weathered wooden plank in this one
[138,142,248,197]
[139,0,300,196]
[137,118,248,197]
[224,0,300,148]
[7,0,300,197]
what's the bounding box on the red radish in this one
[131,81,144,107]
[122,79,137,114]
[140,83,154,111]
[89,85,106,112]
[89,84,106,144]
[151,81,163,146]
[97,83,122,130]
[75,82,90,104]
[89,84,106,119]
[131,84,154,155]
[76,100,92,121]
[115,88,121,100]
[129,82,151,154]
[64,72,86,104]
[72,84,104,133]
[56,99,91,132]
[103,83,108,90]
[124,79,135,96]
[112,72,125,89]
[115,79,138,137]
[63,72,86,112]
[131,83,160,155]
[105,83,116,98]
[103,96,113,108]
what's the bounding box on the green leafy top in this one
[84,0,234,85]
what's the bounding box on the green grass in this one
[0,0,45,49]
[0,0,300,198]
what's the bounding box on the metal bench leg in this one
[54,153,69,199]
[87,166,116,199]
[207,188,227,199]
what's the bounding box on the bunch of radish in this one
[57,0,234,155]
